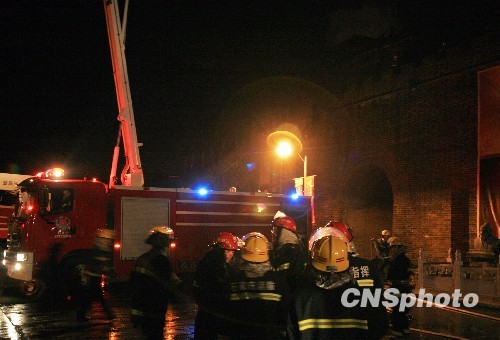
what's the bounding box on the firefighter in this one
[373,229,392,259]
[130,226,181,340]
[193,231,239,339]
[71,228,115,321]
[371,229,392,282]
[287,231,389,340]
[270,214,307,294]
[61,189,73,212]
[309,220,359,257]
[386,236,414,338]
[227,232,290,339]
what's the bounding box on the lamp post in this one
[267,130,316,227]
[268,131,306,194]
[275,140,307,184]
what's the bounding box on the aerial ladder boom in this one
[104,0,144,188]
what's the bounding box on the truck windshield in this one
[17,189,35,217]
[47,188,74,214]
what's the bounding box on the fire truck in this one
[3,168,311,299]
[0,173,31,249]
[2,0,313,299]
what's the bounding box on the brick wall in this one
[310,36,499,263]
[214,36,499,264]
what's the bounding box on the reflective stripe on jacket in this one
[298,318,368,331]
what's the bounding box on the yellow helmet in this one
[94,229,114,251]
[310,236,349,273]
[381,229,391,236]
[241,232,269,263]
[149,226,175,240]
[96,229,114,240]
[387,236,403,246]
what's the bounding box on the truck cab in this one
[3,169,107,298]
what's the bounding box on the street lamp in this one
[267,130,307,193]
[267,130,316,227]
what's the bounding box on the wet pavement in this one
[0,266,197,339]
[1,266,499,339]
[0,285,197,339]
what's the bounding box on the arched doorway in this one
[343,166,393,259]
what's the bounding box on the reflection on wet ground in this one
[1,267,499,339]
[0,282,197,339]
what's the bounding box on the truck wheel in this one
[20,280,47,301]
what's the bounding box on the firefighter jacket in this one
[287,257,388,340]
[193,247,236,338]
[130,248,177,322]
[374,238,390,259]
[272,241,308,294]
[387,253,413,292]
[226,262,291,339]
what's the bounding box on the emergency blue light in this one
[291,193,300,200]
[198,188,208,196]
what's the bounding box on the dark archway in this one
[343,166,393,259]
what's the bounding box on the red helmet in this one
[271,216,297,233]
[330,221,353,242]
[214,232,239,250]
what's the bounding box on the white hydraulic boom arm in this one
[104,0,144,188]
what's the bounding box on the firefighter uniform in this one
[130,226,179,340]
[273,242,307,292]
[287,233,388,340]
[194,232,238,339]
[227,232,290,339]
[270,215,308,294]
[386,237,413,338]
[71,229,115,321]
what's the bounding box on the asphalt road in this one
[1,266,499,339]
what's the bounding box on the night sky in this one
[2,1,498,188]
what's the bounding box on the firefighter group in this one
[77,213,413,339]
[189,212,414,339]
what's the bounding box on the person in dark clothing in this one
[70,229,115,321]
[130,226,181,340]
[270,213,307,294]
[193,231,239,339]
[371,229,392,282]
[227,232,290,339]
[287,229,389,340]
[386,236,414,338]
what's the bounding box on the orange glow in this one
[26,205,33,212]
[114,243,121,249]
[92,178,97,182]
[170,242,176,248]
[35,168,65,179]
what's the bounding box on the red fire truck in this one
[0,173,31,248]
[3,167,311,298]
[2,0,313,299]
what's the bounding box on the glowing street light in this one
[267,130,316,226]
[268,131,307,180]
[276,141,293,158]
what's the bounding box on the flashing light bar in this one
[35,168,65,180]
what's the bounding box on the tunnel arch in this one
[342,165,394,259]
